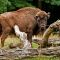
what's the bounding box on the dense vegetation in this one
[0,0,33,13]
[44,0,60,6]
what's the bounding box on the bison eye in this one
[35,16,39,19]
[35,16,40,21]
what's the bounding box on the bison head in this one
[35,11,50,33]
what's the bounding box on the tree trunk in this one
[42,20,60,47]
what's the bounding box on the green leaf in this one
[44,0,60,6]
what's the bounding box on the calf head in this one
[35,11,50,32]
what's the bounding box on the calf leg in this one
[14,25,31,49]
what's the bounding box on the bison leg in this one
[27,32,32,47]
[14,25,31,49]
[1,27,11,47]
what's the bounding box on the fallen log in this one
[0,46,60,59]
[41,20,60,47]
[39,46,60,56]
[0,48,38,59]
[32,38,60,46]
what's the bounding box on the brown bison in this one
[0,7,50,48]
[17,7,50,34]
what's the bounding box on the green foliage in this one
[44,0,60,6]
[7,1,16,11]
[32,42,39,48]
[8,0,33,10]
[0,0,33,13]
[0,0,7,13]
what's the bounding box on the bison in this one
[0,7,50,48]
[17,7,50,34]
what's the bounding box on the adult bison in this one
[17,7,50,35]
[0,7,50,48]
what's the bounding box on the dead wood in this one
[0,46,60,59]
[41,20,60,47]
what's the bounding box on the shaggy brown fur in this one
[0,7,50,47]
[17,7,50,34]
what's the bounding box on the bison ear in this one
[47,12,50,19]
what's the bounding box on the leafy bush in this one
[0,0,7,13]
[44,0,60,6]
[0,0,34,13]
[8,0,33,10]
